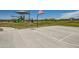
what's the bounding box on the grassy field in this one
[0,20,79,29]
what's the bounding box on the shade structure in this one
[16,10,29,14]
[16,10,30,21]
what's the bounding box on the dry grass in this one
[0,20,79,29]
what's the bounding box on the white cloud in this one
[59,11,79,19]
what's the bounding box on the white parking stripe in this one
[34,29,79,47]
[59,33,73,41]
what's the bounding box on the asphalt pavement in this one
[0,26,79,48]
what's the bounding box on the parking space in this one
[0,26,79,48]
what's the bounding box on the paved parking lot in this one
[0,26,79,48]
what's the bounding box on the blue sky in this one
[0,10,78,20]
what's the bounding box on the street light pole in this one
[37,10,44,28]
[28,11,30,22]
[37,14,39,28]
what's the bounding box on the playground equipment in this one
[16,10,30,23]
[16,16,23,23]
[11,16,22,23]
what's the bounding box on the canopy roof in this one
[16,11,29,14]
